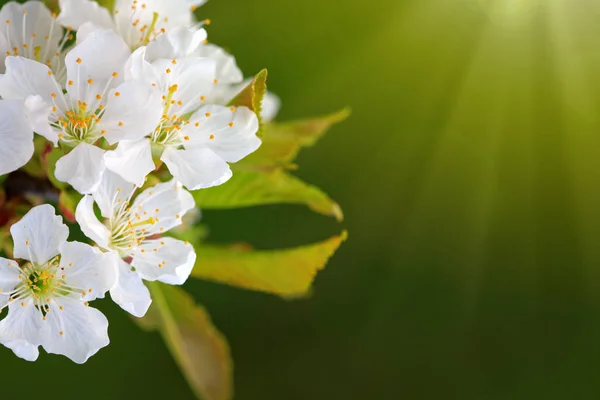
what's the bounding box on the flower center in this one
[4,256,67,314]
[108,200,161,255]
[150,84,191,146]
[52,101,104,146]
[26,269,54,295]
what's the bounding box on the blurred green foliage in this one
[4,0,600,399]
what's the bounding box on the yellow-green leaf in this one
[21,137,50,179]
[240,108,350,168]
[42,146,67,190]
[58,190,82,223]
[141,283,233,400]
[227,69,268,131]
[190,231,347,297]
[192,169,343,221]
[42,0,60,13]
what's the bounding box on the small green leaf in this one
[240,108,351,169]
[192,169,343,221]
[0,228,11,257]
[42,0,60,13]
[58,190,82,223]
[94,0,115,11]
[42,146,67,190]
[190,231,347,297]
[140,284,233,400]
[192,109,347,219]
[227,69,268,132]
[21,137,49,179]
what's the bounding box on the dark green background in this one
[4,0,600,398]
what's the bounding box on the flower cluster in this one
[0,0,279,363]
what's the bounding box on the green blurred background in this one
[6,0,600,398]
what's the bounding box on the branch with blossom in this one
[0,1,347,398]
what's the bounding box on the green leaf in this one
[192,169,343,221]
[94,0,114,11]
[58,190,82,223]
[42,0,60,13]
[21,137,49,179]
[140,284,233,400]
[227,69,268,132]
[42,146,67,190]
[190,231,347,297]
[240,108,351,169]
[191,109,348,219]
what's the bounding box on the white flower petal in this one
[91,170,136,219]
[65,30,129,104]
[0,257,22,309]
[54,143,106,194]
[57,0,113,31]
[104,139,155,187]
[151,57,216,115]
[0,99,34,176]
[124,46,161,83]
[185,105,260,162]
[75,21,111,44]
[196,43,243,84]
[145,26,207,61]
[42,299,109,364]
[58,242,116,301]
[23,94,57,144]
[0,1,63,67]
[0,300,44,362]
[74,195,111,250]
[113,0,193,49]
[131,179,195,234]
[161,146,232,190]
[110,258,151,318]
[0,57,67,143]
[262,91,281,122]
[0,56,63,103]
[100,81,162,144]
[0,31,8,73]
[2,339,39,362]
[10,204,68,265]
[132,238,195,285]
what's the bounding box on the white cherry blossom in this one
[0,1,69,81]
[58,0,201,50]
[75,171,196,317]
[145,26,243,87]
[0,204,116,363]
[0,30,162,193]
[103,46,260,189]
[143,26,280,121]
[0,99,34,176]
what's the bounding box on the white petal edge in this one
[132,237,195,285]
[58,241,117,301]
[110,258,152,318]
[0,257,22,309]
[54,143,106,194]
[0,99,34,176]
[42,299,109,364]
[130,179,195,235]
[161,146,232,190]
[10,204,68,265]
[75,195,111,250]
[0,300,44,362]
[104,139,155,187]
[91,169,136,219]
